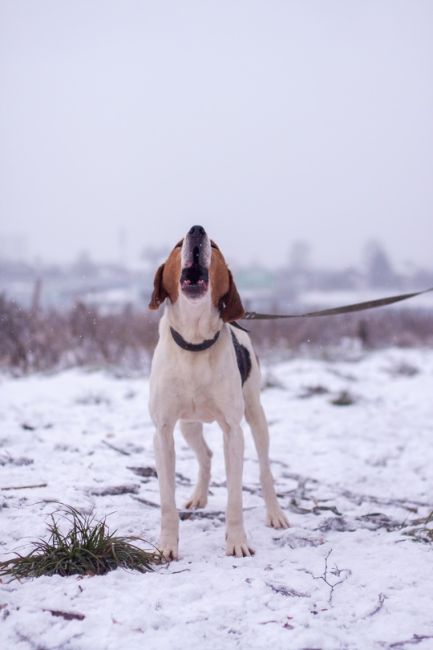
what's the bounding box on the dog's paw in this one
[184,488,208,510]
[225,531,255,558]
[266,508,289,529]
[159,537,179,561]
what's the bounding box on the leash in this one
[169,288,432,340]
[241,287,433,322]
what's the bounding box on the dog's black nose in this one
[188,225,206,237]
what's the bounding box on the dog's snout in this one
[188,225,206,237]
[181,225,211,296]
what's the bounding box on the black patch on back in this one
[230,330,252,385]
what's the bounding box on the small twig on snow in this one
[102,440,131,456]
[388,633,433,649]
[1,483,47,491]
[364,592,387,618]
[131,495,160,508]
[44,609,85,621]
[312,549,351,604]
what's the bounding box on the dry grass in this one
[1,293,432,374]
[402,511,433,544]
[0,295,158,373]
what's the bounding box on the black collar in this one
[170,326,220,352]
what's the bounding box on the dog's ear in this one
[149,263,168,310]
[219,270,245,323]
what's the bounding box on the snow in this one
[1,348,433,650]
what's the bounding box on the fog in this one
[1,0,432,269]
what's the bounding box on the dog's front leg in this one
[154,424,179,560]
[222,423,254,557]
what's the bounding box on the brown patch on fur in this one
[148,247,181,309]
[162,247,181,304]
[220,269,245,322]
[149,263,168,310]
[210,248,230,307]
[210,249,245,323]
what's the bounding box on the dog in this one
[148,225,288,559]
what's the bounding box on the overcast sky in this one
[0,1,432,270]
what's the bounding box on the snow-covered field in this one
[1,347,433,650]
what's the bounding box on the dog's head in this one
[148,225,244,323]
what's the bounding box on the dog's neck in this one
[165,298,222,343]
[163,293,222,344]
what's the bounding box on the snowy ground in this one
[1,347,433,650]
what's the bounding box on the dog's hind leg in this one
[180,421,212,509]
[244,392,289,529]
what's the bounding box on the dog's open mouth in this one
[181,246,209,298]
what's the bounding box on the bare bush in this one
[0,295,158,374]
[0,293,432,375]
[247,308,433,359]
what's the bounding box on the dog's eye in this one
[210,240,219,250]
[175,239,184,248]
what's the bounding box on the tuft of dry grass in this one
[330,390,357,406]
[402,511,433,544]
[0,505,164,579]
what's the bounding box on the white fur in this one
[149,240,288,560]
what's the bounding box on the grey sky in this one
[1,0,432,270]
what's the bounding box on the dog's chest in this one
[153,347,240,422]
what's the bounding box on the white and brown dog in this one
[148,225,288,559]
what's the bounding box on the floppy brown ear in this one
[148,263,168,310]
[219,270,245,322]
